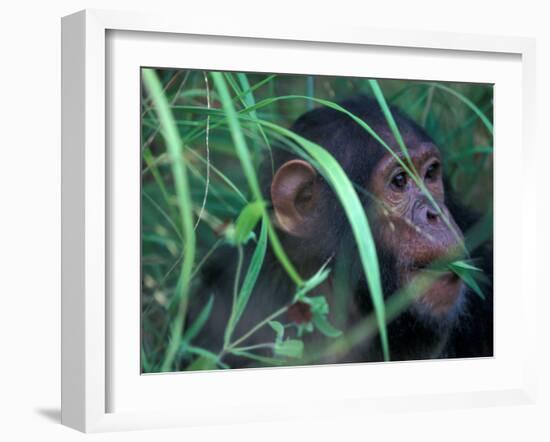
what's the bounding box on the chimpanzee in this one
[192,94,493,368]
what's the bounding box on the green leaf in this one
[449,264,486,300]
[142,148,179,231]
[142,68,197,372]
[224,219,269,346]
[312,314,343,338]
[303,296,329,315]
[232,218,269,327]
[230,350,284,366]
[254,119,389,361]
[449,260,483,272]
[268,320,285,343]
[181,295,214,344]
[293,262,332,302]
[236,72,275,172]
[186,346,229,370]
[236,73,256,108]
[296,321,315,337]
[186,356,217,371]
[274,339,304,358]
[369,79,412,165]
[240,94,463,249]
[202,90,392,360]
[233,200,264,245]
[211,72,303,286]
[232,74,277,105]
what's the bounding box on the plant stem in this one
[223,305,288,354]
[231,343,276,352]
[224,245,244,347]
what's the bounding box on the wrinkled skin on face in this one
[367,142,466,319]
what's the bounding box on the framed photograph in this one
[61,9,537,432]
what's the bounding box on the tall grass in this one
[140,69,493,372]
[142,69,196,372]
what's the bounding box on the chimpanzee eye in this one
[425,162,440,181]
[391,172,407,190]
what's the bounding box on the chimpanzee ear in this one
[270,159,320,237]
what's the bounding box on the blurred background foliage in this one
[141,69,493,372]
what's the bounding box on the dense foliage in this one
[141,69,493,372]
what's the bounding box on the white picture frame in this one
[61,9,538,433]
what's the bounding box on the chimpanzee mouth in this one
[408,254,465,276]
[405,263,464,317]
[407,263,461,288]
[410,265,456,277]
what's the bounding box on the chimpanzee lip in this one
[409,263,446,273]
[405,264,464,316]
[411,265,452,274]
[407,265,461,286]
[409,256,464,275]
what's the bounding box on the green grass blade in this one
[255,120,390,361]
[142,191,183,241]
[142,68,197,372]
[186,346,230,370]
[211,73,262,201]
[233,217,268,327]
[238,94,464,251]
[233,201,264,245]
[229,350,284,366]
[368,79,413,166]
[186,356,217,371]
[449,260,482,272]
[236,72,275,172]
[293,264,331,302]
[211,72,304,287]
[182,295,214,344]
[313,314,343,338]
[223,73,244,102]
[232,74,277,104]
[142,147,176,219]
[187,149,248,203]
[236,73,254,108]
[431,83,493,134]
[449,265,486,300]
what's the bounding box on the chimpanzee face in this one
[270,141,466,322]
[267,94,476,331]
[367,141,466,318]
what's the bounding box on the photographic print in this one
[140,69,493,373]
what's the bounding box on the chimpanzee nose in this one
[426,207,440,224]
[413,199,441,227]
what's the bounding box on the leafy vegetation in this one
[141,69,493,372]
